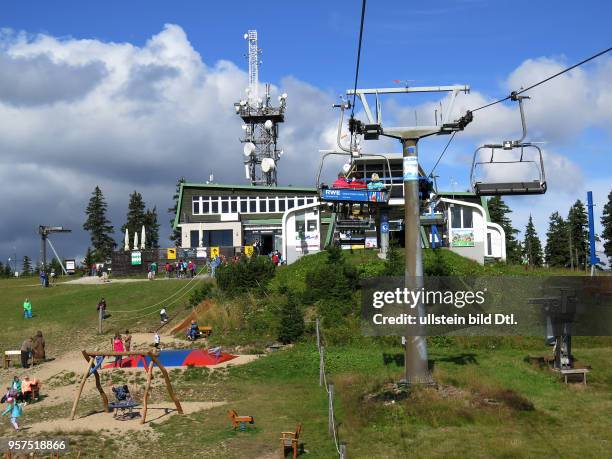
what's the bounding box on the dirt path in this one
[62,275,209,286]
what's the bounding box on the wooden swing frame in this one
[70,350,183,424]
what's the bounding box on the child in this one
[160,308,168,324]
[2,397,22,430]
[113,333,124,367]
[23,298,32,319]
[123,330,132,352]
[153,332,161,349]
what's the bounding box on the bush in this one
[278,290,305,344]
[189,281,216,306]
[216,255,275,295]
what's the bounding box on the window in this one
[240,197,248,213]
[202,229,232,247]
[193,198,200,215]
[260,198,267,213]
[462,208,473,228]
[295,214,305,237]
[297,198,305,207]
[190,230,200,248]
[451,205,473,229]
[269,199,276,212]
[451,206,462,229]
[306,198,314,205]
[278,197,286,212]
[211,199,218,214]
[249,198,257,213]
[230,198,237,213]
[287,197,295,209]
[221,197,229,214]
[307,220,317,232]
[202,199,210,214]
[487,233,492,256]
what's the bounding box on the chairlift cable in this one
[471,46,612,113]
[349,0,367,153]
[428,131,457,177]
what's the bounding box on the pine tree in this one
[84,247,94,271]
[545,212,570,267]
[3,262,12,278]
[600,189,612,266]
[0,262,4,278]
[567,200,589,270]
[122,191,147,242]
[278,290,305,344]
[488,196,521,263]
[522,215,543,267]
[144,206,160,249]
[168,177,185,247]
[21,256,32,276]
[83,186,116,261]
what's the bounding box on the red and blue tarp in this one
[103,349,237,368]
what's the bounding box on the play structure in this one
[227,409,255,431]
[71,351,183,424]
[101,348,236,368]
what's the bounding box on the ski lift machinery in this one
[470,93,547,196]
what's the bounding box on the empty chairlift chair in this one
[470,94,547,196]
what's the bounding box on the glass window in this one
[211,199,218,214]
[297,198,305,207]
[269,199,276,212]
[307,220,317,232]
[487,233,492,256]
[287,197,295,209]
[193,199,200,215]
[202,230,232,247]
[221,200,229,214]
[230,198,237,213]
[295,214,305,236]
[240,197,247,213]
[202,200,209,214]
[278,197,286,212]
[190,230,200,248]
[306,198,314,205]
[451,206,462,229]
[260,198,267,213]
[249,198,257,213]
[462,208,473,228]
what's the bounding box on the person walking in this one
[97,298,107,319]
[113,333,124,367]
[123,330,132,352]
[153,332,161,349]
[2,396,23,431]
[20,338,33,368]
[22,298,32,319]
[160,308,168,324]
[32,331,45,363]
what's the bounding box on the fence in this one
[316,317,348,458]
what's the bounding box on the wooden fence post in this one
[340,442,347,459]
[328,382,334,436]
[98,306,103,334]
[315,317,321,351]
[319,346,324,387]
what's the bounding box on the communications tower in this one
[234,30,287,186]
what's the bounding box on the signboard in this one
[244,245,254,257]
[381,222,389,234]
[209,246,220,258]
[65,259,76,274]
[365,237,378,248]
[320,188,387,203]
[131,251,142,265]
[167,248,177,260]
[196,247,207,259]
[451,229,475,247]
[403,155,419,181]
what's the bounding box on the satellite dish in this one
[261,157,276,173]
[281,93,288,99]
[264,120,273,130]
[241,124,248,130]
[239,99,247,106]
[279,149,284,156]
[243,142,256,157]
[243,33,249,39]
[342,163,351,175]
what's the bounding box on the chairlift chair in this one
[470,94,547,196]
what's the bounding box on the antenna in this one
[234,30,287,186]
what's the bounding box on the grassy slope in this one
[0,276,200,353]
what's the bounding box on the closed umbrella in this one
[124,229,129,251]
[133,231,138,250]
[141,225,146,250]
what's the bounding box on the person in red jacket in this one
[332,173,349,189]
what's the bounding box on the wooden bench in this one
[561,368,590,385]
[3,350,26,369]
[227,409,254,430]
[201,326,212,338]
[280,424,302,459]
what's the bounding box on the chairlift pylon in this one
[470,94,547,196]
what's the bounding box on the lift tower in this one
[39,225,71,274]
[234,30,287,186]
[348,84,472,385]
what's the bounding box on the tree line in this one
[488,190,612,269]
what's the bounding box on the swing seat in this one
[108,400,139,420]
[474,180,546,196]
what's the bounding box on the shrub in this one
[189,281,216,306]
[278,290,305,344]
[216,255,275,295]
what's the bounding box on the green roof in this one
[181,182,316,192]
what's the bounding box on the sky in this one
[0,0,611,267]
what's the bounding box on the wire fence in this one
[316,317,348,459]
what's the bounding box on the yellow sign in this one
[210,246,220,258]
[244,245,254,257]
[167,248,177,260]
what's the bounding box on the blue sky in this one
[1,0,611,264]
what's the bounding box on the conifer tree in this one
[567,200,589,269]
[600,189,612,266]
[144,206,160,249]
[83,186,116,261]
[168,177,186,247]
[488,196,521,263]
[122,191,147,241]
[522,215,544,267]
[278,290,305,344]
[545,212,570,267]
[21,256,32,276]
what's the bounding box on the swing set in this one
[70,350,183,424]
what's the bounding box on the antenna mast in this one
[234,30,287,186]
